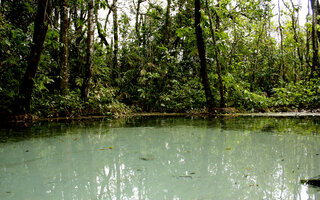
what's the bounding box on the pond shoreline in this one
[19,111,320,120]
[2,111,320,128]
[235,112,320,117]
[130,112,320,117]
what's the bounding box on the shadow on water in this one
[116,115,320,136]
[1,116,320,143]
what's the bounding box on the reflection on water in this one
[0,117,320,199]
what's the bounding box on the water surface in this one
[0,117,320,199]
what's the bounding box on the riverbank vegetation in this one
[1,0,320,119]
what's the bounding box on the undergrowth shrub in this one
[271,79,320,109]
[31,84,134,118]
[159,77,206,112]
[224,73,270,112]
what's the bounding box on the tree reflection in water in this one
[0,117,319,199]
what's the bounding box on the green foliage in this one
[1,0,319,118]
[223,73,270,111]
[271,79,320,109]
[0,12,32,114]
[31,86,133,118]
[159,77,206,112]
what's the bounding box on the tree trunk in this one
[291,1,303,68]
[53,5,60,29]
[278,0,285,81]
[95,2,110,48]
[162,0,171,45]
[306,0,311,77]
[51,5,60,91]
[112,0,119,81]
[283,0,303,72]
[205,0,224,108]
[135,0,142,45]
[60,0,69,95]
[81,0,95,101]
[194,0,215,111]
[250,28,262,92]
[314,0,320,43]
[15,0,52,114]
[311,0,319,78]
[71,2,86,87]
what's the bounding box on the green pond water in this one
[0,116,320,200]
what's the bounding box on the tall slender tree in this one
[95,2,111,48]
[15,0,53,113]
[194,0,215,111]
[135,0,143,45]
[311,0,319,78]
[306,0,311,76]
[112,0,119,80]
[81,0,95,101]
[60,0,69,95]
[278,0,285,80]
[162,0,172,45]
[282,0,303,71]
[205,0,224,108]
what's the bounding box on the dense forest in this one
[1,0,320,119]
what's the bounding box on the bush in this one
[271,79,320,109]
[224,73,270,112]
[227,86,270,112]
[31,82,134,118]
[159,77,206,112]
